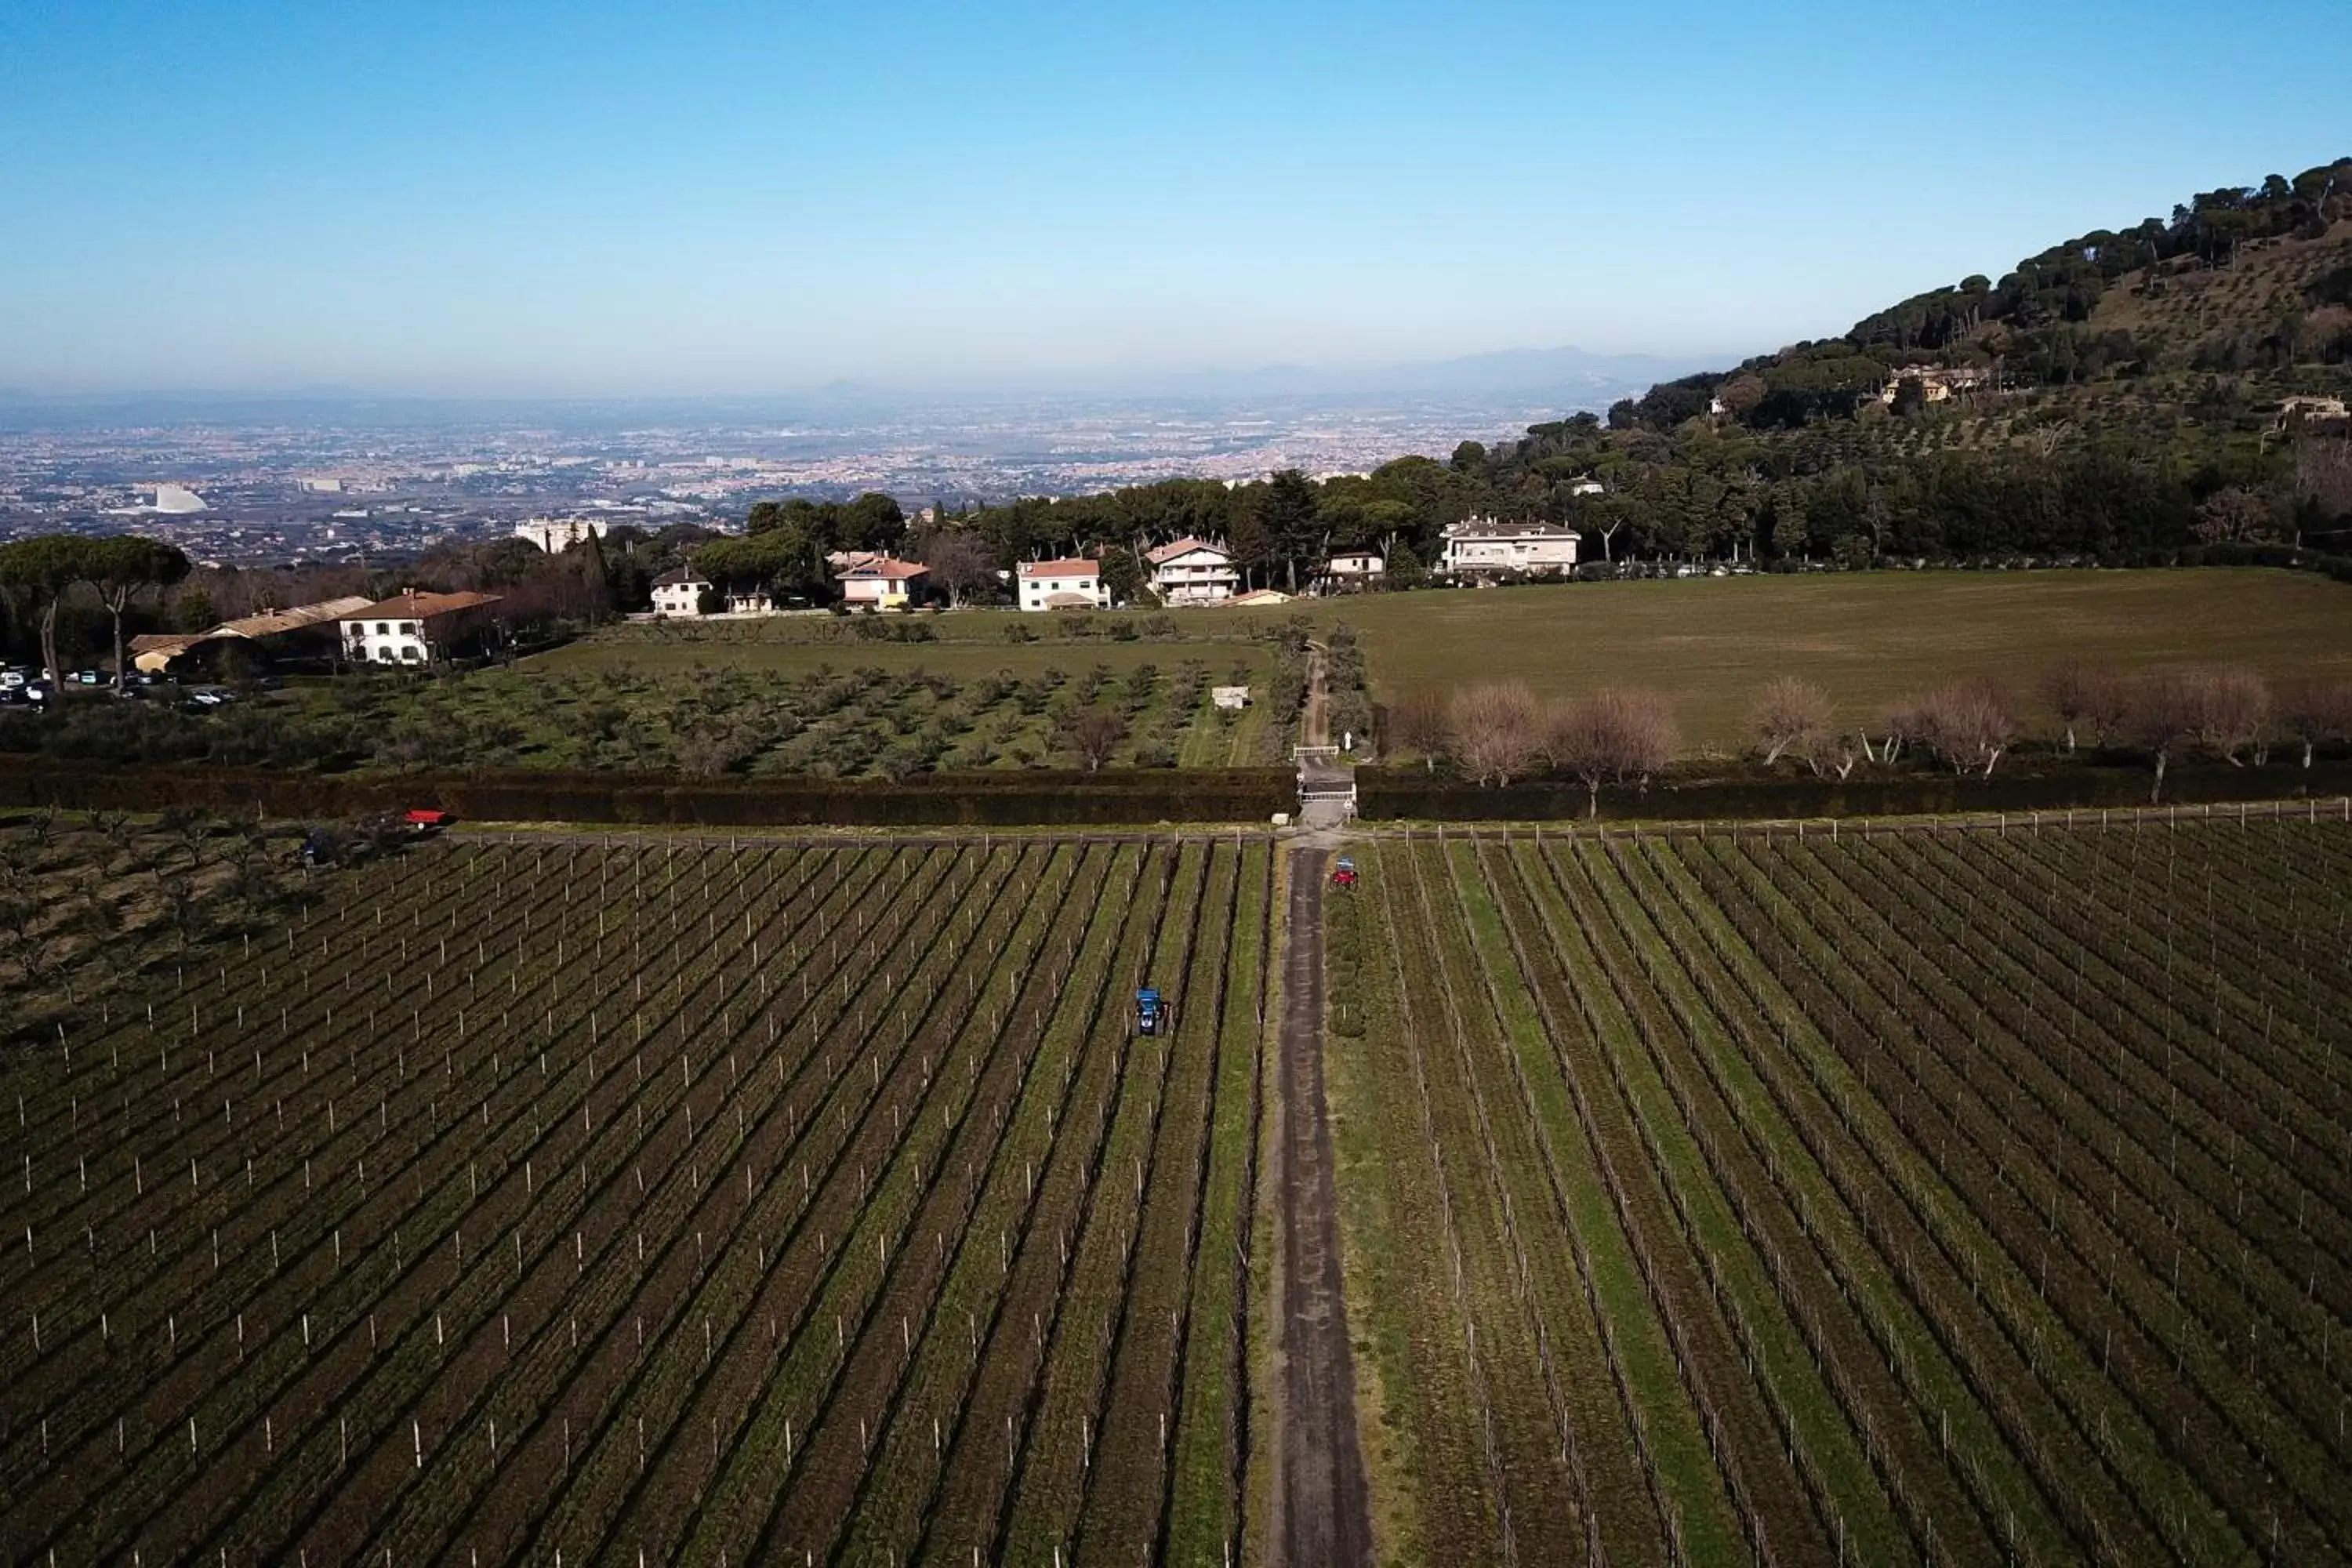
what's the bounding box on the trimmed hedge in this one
[1357,759,2352,822]
[0,763,1296,827]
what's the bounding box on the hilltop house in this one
[338,590,503,666]
[1877,365,1994,405]
[835,557,930,608]
[1442,517,1581,577]
[1017,558,1105,612]
[650,568,713,618]
[1146,538,1240,604]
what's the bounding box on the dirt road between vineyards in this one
[1276,848,1374,1568]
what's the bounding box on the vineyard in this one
[0,832,1275,1567]
[1330,815,2352,1567]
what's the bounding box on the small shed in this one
[1211,685,1251,710]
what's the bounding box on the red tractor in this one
[1330,855,1358,888]
[404,808,454,833]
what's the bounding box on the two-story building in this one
[836,557,930,609]
[1017,558,1105,612]
[1317,552,1385,593]
[651,568,713,617]
[1441,517,1581,577]
[338,590,503,666]
[1146,538,1240,604]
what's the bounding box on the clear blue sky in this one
[2,0,2345,395]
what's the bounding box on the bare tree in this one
[2042,661,2119,752]
[2279,680,2352,768]
[1385,688,1451,770]
[2294,436,2352,535]
[921,531,998,609]
[1748,677,1831,768]
[1450,684,1541,786]
[2192,487,2281,545]
[2190,666,2270,764]
[1551,688,1678,816]
[1915,680,2018,777]
[2127,670,2204,802]
[1062,708,1128,772]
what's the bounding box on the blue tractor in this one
[1135,986,1166,1036]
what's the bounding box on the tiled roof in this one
[1018,558,1099,577]
[216,597,374,637]
[1145,537,1225,564]
[340,590,503,621]
[835,558,930,581]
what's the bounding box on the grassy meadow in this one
[515,568,2352,762]
[1336,568,2352,752]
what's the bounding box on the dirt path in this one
[1276,848,1374,1567]
[1300,644,1331,750]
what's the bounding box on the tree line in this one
[1387,664,2352,807]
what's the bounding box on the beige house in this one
[836,558,929,608]
[1146,538,1240,604]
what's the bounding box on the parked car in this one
[0,668,27,690]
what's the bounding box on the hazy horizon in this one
[3,0,2347,397]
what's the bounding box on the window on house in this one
[400,646,421,662]
[375,622,390,634]
[399,622,417,635]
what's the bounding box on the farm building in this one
[1227,588,1291,607]
[130,594,374,674]
[1017,557,1105,612]
[337,590,503,666]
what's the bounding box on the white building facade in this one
[651,570,712,617]
[1146,538,1240,604]
[1319,552,1385,592]
[1017,558,1105,612]
[1442,517,1581,576]
[338,591,501,665]
[514,516,611,552]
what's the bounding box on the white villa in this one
[338,590,503,666]
[1146,538,1240,604]
[1017,557,1105,612]
[514,516,611,552]
[651,568,713,617]
[1442,517,1582,577]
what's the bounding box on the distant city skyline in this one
[2,0,2347,397]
